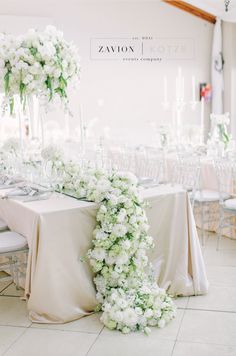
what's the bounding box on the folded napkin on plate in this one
[0,176,23,189]
[0,175,9,184]
[1,185,50,199]
[138,177,159,188]
[1,188,30,199]
[22,193,51,202]
[28,184,51,194]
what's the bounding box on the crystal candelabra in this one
[161,68,203,145]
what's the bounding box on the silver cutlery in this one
[22,194,51,202]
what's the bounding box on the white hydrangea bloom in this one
[41,144,63,162]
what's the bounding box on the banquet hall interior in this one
[0,0,236,355]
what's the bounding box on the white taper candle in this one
[200,97,205,143]
[192,76,196,102]
[164,76,168,103]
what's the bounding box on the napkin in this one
[0,177,23,189]
[22,193,51,202]
[1,188,30,199]
[1,184,52,200]
[28,184,51,194]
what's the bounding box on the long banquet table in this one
[0,184,208,324]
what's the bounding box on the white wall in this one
[223,22,236,139]
[0,15,52,33]
[0,1,213,145]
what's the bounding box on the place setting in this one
[0,175,23,189]
[0,184,52,202]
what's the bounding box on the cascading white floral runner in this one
[41,146,176,334]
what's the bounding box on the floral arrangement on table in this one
[41,145,176,334]
[209,113,231,149]
[0,25,80,114]
[156,125,170,149]
[0,138,21,174]
[41,144,64,163]
[1,137,20,156]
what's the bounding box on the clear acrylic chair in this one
[0,231,28,289]
[170,153,201,207]
[170,153,214,245]
[107,146,135,173]
[193,158,225,247]
[214,158,236,250]
[134,147,165,186]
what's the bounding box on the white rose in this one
[116,252,129,266]
[97,178,111,193]
[117,298,128,309]
[92,248,106,261]
[113,311,124,322]
[135,307,143,316]
[144,309,153,318]
[54,68,61,78]
[158,319,166,328]
[103,303,112,312]
[110,292,118,302]
[114,265,123,273]
[99,205,107,214]
[123,308,138,327]
[96,292,104,303]
[148,318,158,326]
[129,216,137,224]
[111,271,119,279]
[107,194,118,206]
[121,240,131,250]
[140,286,151,294]
[95,230,107,240]
[154,309,161,318]
[112,224,127,237]
[122,326,131,334]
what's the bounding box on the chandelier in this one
[224,0,231,11]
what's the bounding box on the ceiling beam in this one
[162,0,216,24]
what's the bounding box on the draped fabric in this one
[0,186,208,323]
[211,17,224,115]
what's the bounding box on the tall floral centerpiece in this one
[210,113,230,146]
[0,26,80,161]
[0,26,80,114]
[207,113,231,157]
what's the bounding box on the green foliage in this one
[45,76,53,100]
[4,71,10,94]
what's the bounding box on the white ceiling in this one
[185,0,236,22]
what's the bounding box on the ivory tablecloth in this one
[0,184,208,323]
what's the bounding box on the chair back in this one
[214,159,236,203]
[134,147,165,184]
[173,153,201,193]
[107,147,135,172]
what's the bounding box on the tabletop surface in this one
[0,183,186,216]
